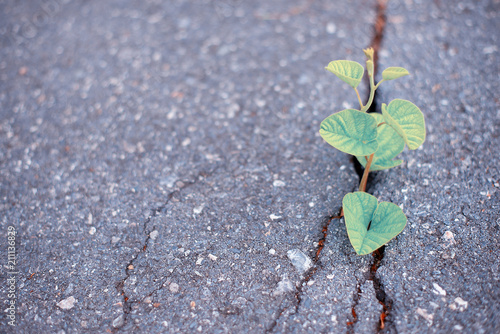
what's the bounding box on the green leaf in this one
[356,114,405,171]
[320,109,378,156]
[343,192,407,255]
[382,99,426,150]
[325,60,364,89]
[382,67,410,81]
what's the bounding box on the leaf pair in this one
[319,99,425,170]
[343,192,406,255]
[325,60,410,89]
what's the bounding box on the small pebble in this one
[169,282,179,293]
[273,180,286,187]
[57,296,76,310]
[442,231,456,248]
[432,283,446,296]
[273,277,294,296]
[193,205,204,214]
[112,314,124,328]
[149,230,159,240]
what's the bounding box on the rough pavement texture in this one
[372,0,500,333]
[0,0,498,333]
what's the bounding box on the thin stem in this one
[377,122,386,127]
[359,153,374,192]
[374,79,385,90]
[361,73,376,112]
[354,87,364,110]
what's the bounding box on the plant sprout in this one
[320,48,425,255]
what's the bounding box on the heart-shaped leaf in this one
[320,109,378,156]
[382,99,425,150]
[343,192,407,255]
[325,60,364,89]
[382,67,410,81]
[356,113,405,171]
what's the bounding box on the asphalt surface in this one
[0,0,498,333]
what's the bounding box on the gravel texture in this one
[372,0,500,333]
[0,0,498,333]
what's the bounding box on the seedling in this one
[320,48,425,255]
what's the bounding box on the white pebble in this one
[149,230,159,240]
[193,204,204,215]
[112,314,124,328]
[169,282,179,293]
[454,297,468,311]
[432,283,446,296]
[57,296,77,310]
[442,231,455,248]
[326,23,336,34]
[287,249,312,274]
[273,180,286,187]
[273,277,294,296]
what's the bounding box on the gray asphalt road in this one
[373,1,500,333]
[0,0,498,333]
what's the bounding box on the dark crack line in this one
[266,209,343,333]
[369,246,394,332]
[368,1,395,332]
[347,282,362,332]
[270,0,390,331]
[113,167,220,331]
[113,191,178,332]
[346,0,392,333]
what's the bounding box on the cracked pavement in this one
[0,0,499,333]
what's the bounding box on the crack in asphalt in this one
[347,282,362,332]
[265,210,343,333]
[347,0,395,332]
[268,0,391,331]
[116,0,391,331]
[113,167,219,331]
[344,0,393,332]
[366,0,395,332]
[369,247,394,332]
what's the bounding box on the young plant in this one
[320,48,425,255]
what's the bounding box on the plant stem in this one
[374,79,384,90]
[361,74,376,113]
[359,153,374,192]
[354,87,364,110]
